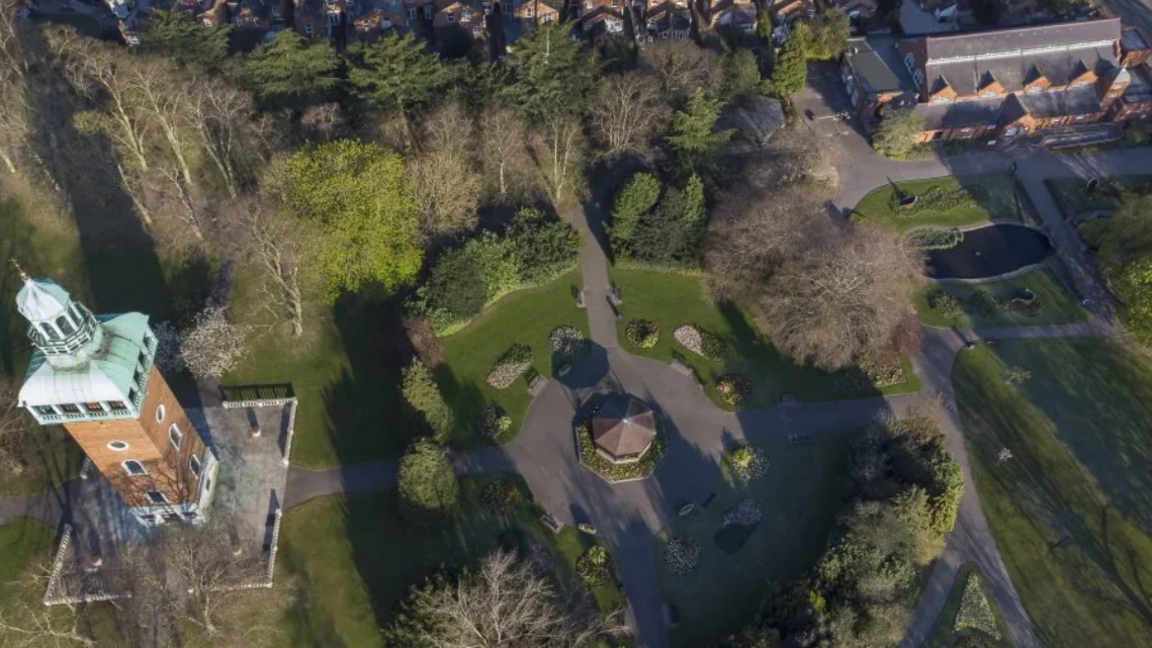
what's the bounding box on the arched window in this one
[123,460,146,476]
[39,323,59,341]
[55,315,75,336]
[169,424,182,450]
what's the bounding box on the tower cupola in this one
[14,262,103,368]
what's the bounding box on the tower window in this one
[108,441,129,451]
[55,316,75,336]
[39,323,59,341]
[146,490,168,505]
[123,460,147,476]
[60,403,80,414]
[156,404,166,423]
[169,424,182,450]
[34,405,56,416]
[190,455,203,477]
[83,402,104,413]
[108,401,127,411]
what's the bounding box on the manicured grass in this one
[925,563,1014,648]
[853,174,1022,231]
[654,432,849,648]
[914,269,1088,329]
[435,270,586,448]
[278,475,599,647]
[552,528,629,614]
[1046,175,1152,214]
[955,339,1152,648]
[612,269,920,409]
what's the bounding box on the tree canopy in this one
[505,22,596,119]
[771,34,807,95]
[609,172,662,259]
[398,438,459,516]
[286,140,423,300]
[872,105,927,159]
[140,10,231,68]
[666,88,732,178]
[240,31,341,110]
[348,33,451,115]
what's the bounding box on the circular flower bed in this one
[549,326,588,357]
[575,545,614,585]
[480,477,522,515]
[625,319,661,349]
[673,325,727,359]
[664,536,701,575]
[716,374,752,406]
[726,445,769,480]
[477,404,512,438]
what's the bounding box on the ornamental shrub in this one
[398,439,458,516]
[906,227,964,250]
[625,319,661,348]
[476,404,512,438]
[716,374,751,406]
[486,343,534,389]
[929,292,964,322]
[699,329,729,359]
[610,173,662,259]
[505,207,581,285]
[955,573,1000,638]
[966,289,1001,317]
[480,477,522,515]
[727,444,769,479]
[401,358,453,442]
[549,326,588,357]
[575,545,613,585]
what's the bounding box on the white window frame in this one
[107,441,129,452]
[446,10,455,21]
[424,4,432,18]
[462,9,471,20]
[190,455,203,478]
[304,21,314,34]
[502,2,511,13]
[525,6,534,16]
[169,424,182,450]
[913,70,924,88]
[123,460,147,476]
[408,7,416,18]
[155,404,166,423]
[146,490,168,505]
[904,52,915,71]
[541,11,552,21]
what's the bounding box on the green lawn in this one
[853,174,1022,231]
[914,269,1088,329]
[654,433,849,648]
[612,269,919,409]
[955,339,1152,648]
[1046,175,1152,214]
[278,475,606,647]
[435,270,586,448]
[925,563,1014,648]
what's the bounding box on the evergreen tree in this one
[633,174,706,268]
[239,31,340,110]
[803,10,851,60]
[401,359,453,442]
[720,49,764,103]
[504,22,595,119]
[665,89,732,178]
[398,439,459,516]
[286,140,423,299]
[755,9,773,45]
[872,105,927,159]
[140,10,231,68]
[609,172,662,259]
[348,33,451,116]
[771,34,807,95]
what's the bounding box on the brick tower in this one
[13,266,218,527]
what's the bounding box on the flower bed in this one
[725,445,769,480]
[664,536,701,575]
[955,572,1000,638]
[485,343,534,389]
[575,422,665,482]
[575,545,614,585]
[832,362,908,394]
[907,227,965,250]
[716,374,752,406]
[625,319,661,349]
[714,498,765,554]
[549,325,589,357]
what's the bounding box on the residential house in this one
[769,0,812,23]
[433,0,486,38]
[708,0,757,34]
[294,0,348,39]
[644,0,689,39]
[351,3,409,38]
[232,0,274,29]
[197,0,229,25]
[842,18,1152,141]
[1110,64,1152,122]
[579,0,625,35]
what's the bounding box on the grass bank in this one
[955,339,1152,648]
[914,269,1088,329]
[853,174,1022,231]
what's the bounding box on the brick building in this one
[15,269,219,527]
[841,18,1152,142]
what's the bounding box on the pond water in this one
[926,224,1053,280]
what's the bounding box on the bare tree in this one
[399,549,622,648]
[0,377,31,475]
[128,57,196,187]
[410,103,482,237]
[0,559,96,647]
[232,197,318,338]
[757,224,923,370]
[297,102,349,144]
[638,40,720,100]
[179,306,251,378]
[532,115,585,207]
[0,66,30,175]
[189,76,264,197]
[480,105,535,202]
[590,71,668,160]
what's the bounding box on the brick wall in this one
[66,367,206,509]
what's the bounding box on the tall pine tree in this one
[348,33,451,116]
[665,89,732,178]
[771,33,808,96]
[240,31,341,110]
[504,22,595,119]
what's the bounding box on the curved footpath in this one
[8,143,1149,647]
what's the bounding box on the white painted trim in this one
[927,40,1115,65]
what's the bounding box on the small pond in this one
[926,224,1053,280]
